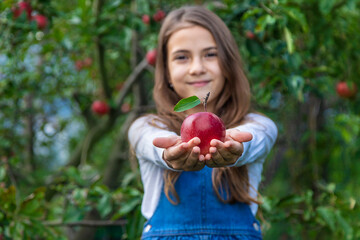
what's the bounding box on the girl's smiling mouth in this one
[187,80,211,87]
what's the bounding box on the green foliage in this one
[0,163,144,239]
[0,0,359,239]
[261,184,360,239]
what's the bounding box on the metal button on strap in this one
[253,222,260,231]
[144,225,152,232]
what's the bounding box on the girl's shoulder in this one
[128,114,160,144]
[130,114,168,131]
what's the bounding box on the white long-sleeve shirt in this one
[128,113,278,220]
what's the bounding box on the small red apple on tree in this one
[153,10,165,22]
[75,57,92,71]
[174,92,226,156]
[142,14,150,24]
[245,30,255,40]
[12,1,32,20]
[146,49,157,66]
[336,81,357,98]
[32,14,48,30]
[91,100,110,116]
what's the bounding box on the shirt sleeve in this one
[128,115,177,170]
[232,113,278,167]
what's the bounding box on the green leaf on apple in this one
[174,96,201,112]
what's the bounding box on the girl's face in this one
[167,25,225,114]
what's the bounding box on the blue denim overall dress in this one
[141,166,263,239]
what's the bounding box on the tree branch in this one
[94,0,111,100]
[72,91,95,127]
[103,110,140,188]
[24,93,35,172]
[114,58,148,117]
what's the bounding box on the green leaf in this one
[72,188,88,207]
[284,27,294,54]
[97,194,112,218]
[286,75,304,102]
[0,166,6,181]
[174,96,201,112]
[283,7,308,32]
[65,167,85,186]
[256,14,276,32]
[116,198,141,217]
[19,197,41,217]
[276,194,305,207]
[335,210,353,239]
[317,206,336,231]
[319,0,337,15]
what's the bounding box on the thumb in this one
[229,130,253,143]
[153,136,179,148]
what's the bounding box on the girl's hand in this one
[153,136,206,171]
[204,129,253,168]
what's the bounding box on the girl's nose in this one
[189,57,206,75]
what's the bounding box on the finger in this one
[153,136,179,148]
[210,139,224,148]
[221,140,242,155]
[229,130,253,143]
[186,146,200,163]
[186,147,205,170]
[208,140,239,165]
[204,153,211,161]
[187,137,201,147]
[210,139,232,155]
[205,150,224,168]
[173,146,204,171]
[164,142,191,161]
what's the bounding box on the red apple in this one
[336,81,357,98]
[181,112,226,155]
[153,10,165,22]
[91,100,110,115]
[142,14,150,24]
[245,30,255,39]
[146,49,157,66]
[12,1,32,20]
[32,14,48,30]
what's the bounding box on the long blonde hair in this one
[153,5,259,205]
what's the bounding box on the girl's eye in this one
[205,52,217,58]
[174,55,188,60]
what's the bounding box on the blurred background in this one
[0,0,359,239]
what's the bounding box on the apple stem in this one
[203,92,210,112]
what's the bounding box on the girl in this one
[128,5,277,240]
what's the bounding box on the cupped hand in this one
[153,136,205,171]
[204,129,253,168]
